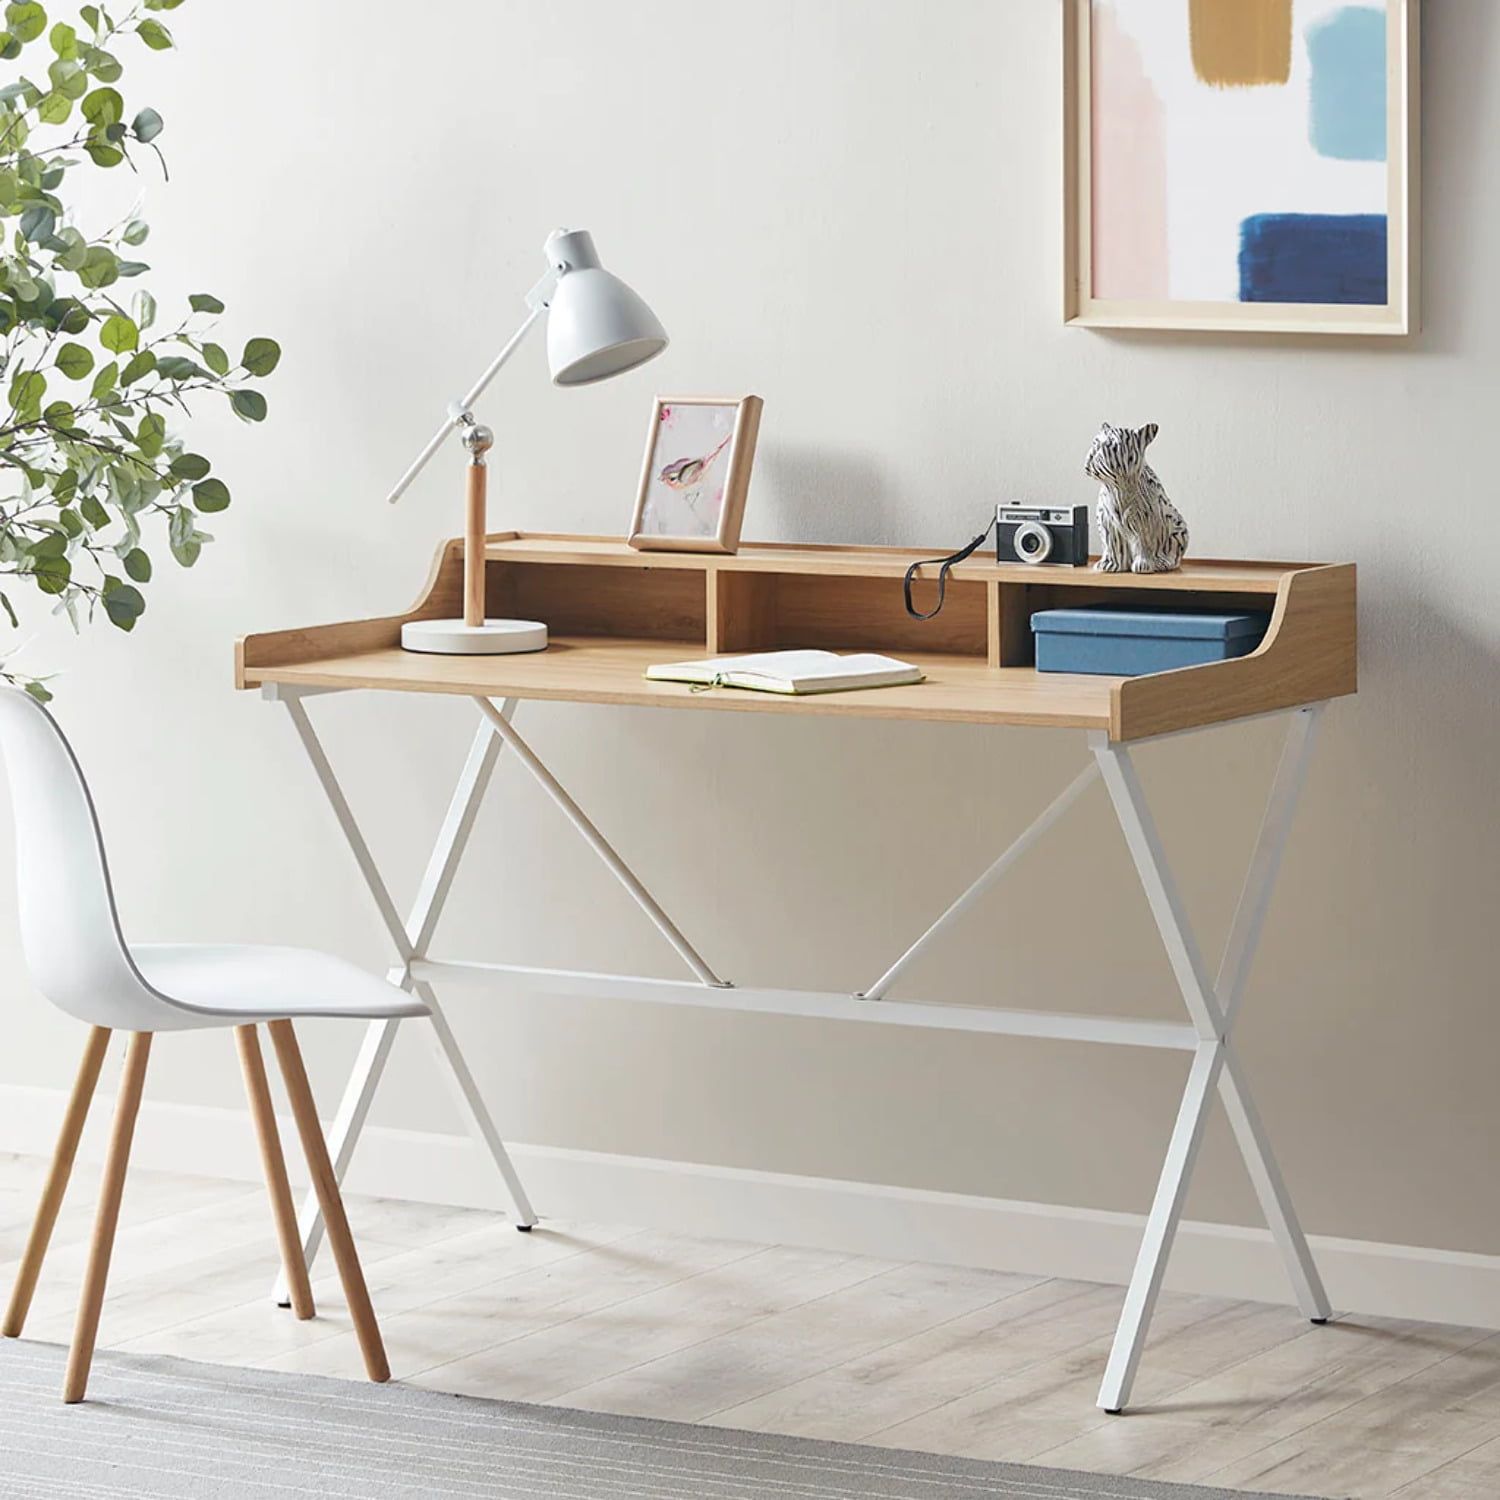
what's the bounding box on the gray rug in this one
[0,1341,1311,1499]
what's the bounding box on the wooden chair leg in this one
[63,1031,151,1404]
[235,1026,315,1321]
[4,1026,112,1340]
[266,1019,389,1383]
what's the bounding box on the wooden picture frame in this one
[1064,0,1419,336]
[627,395,763,555]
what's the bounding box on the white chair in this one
[0,687,426,1402]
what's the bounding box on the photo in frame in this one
[1064,0,1418,335]
[627,396,763,554]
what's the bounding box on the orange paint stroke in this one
[1189,0,1293,88]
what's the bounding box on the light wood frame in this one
[1063,0,1420,336]
[627,395,763,554]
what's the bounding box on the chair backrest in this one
[0,687,181,1030]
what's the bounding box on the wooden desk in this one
[237,534,1356,741]
[236,533,1357,1414]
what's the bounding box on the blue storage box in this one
[1031,606,1269,677]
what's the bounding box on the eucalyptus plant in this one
[0,0,278,700]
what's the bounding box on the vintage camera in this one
[995,500,1089,567]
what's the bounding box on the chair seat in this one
[129,944,429,1031]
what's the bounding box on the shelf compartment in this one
[711,570,988,659]
[491,561,708,645]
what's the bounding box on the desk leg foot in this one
[516,1224,533,1233]
[1311,1316,1329,1325]
[1104,1409,1123,1417]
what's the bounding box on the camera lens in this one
[1013,521,1054,564]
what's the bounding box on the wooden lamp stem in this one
[465,457,487,628]
[459,418,494,629]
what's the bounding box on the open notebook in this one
[645,649,924,696]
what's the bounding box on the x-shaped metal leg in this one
[269,695,536,1300]
[1090,707,1330,1412]
[268,689,722,1300]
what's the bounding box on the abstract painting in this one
[1065,0,1417,334]
[627,396,763,554]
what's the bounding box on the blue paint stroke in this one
[1238,214,1387,305]
[1306,6,1387,161]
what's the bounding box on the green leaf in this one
[35,86,68,122]
[5,4,47,44]
[121,216,148,245]
[18,202,55,241]
[0,591,16,628]
[191,476,230,512]
[188,292,224,315]
[55,341,92,378]
[132,287,155,329]
[47,17,73,54]
[81,44,119,81]
[56,503,82,536]
[79,4,98,29]
[119,347,155,383]
[130,105,161,141]
[202,340,228,376]
[77,243,119,288]
[23,679,52,703]
[168,506,200,566]
[135,410,164,457]
[84,139,121,168]
[9,367,45,416]
[241,337,281,377]
[136,17,171,48]
[80,490,108,528]
[50,466,76,502]
[101,579,144,630]
[42,398,75,429]
[122,545,150,582]
[99,311,137,352]
[169,451,209,480]
[89,358,116,399]
[229,388,266,422]
[0,35,22,61]
[153,353,205,380]
[30,553,70,595]
[80,84,121,125]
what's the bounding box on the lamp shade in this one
[544,229,668,387]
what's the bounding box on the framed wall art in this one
[627,395,763,554]
[1064,0,1419,335]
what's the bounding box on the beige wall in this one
[2,1,1498,1260]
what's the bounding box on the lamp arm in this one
[384,296,548,507]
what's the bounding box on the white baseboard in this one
[3,1081,1497,1331]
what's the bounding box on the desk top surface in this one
[246,636,1125,731]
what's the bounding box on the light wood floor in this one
[5,1152,1500,1498]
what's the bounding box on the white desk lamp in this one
[389,228,668,654]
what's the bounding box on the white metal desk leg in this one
[1214,708,1331,1322]
[1098,1040,1224,1414]
[415,986,536,1228]
[271,703,536,1303]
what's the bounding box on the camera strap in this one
[903,516,997,621]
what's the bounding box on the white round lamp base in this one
[401,618,549,656]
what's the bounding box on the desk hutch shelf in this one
[237,534,1356,741]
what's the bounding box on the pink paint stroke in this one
[1090,3,1169,301]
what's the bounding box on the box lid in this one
[1030,606,1268,641]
